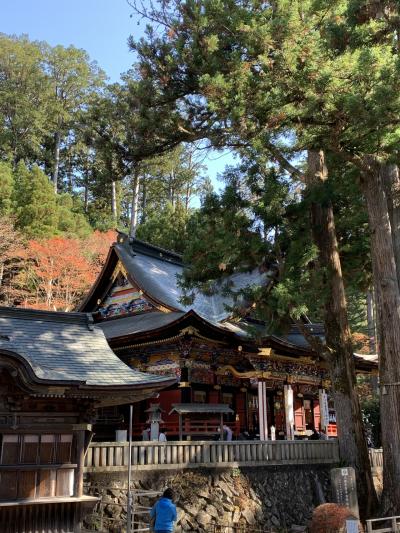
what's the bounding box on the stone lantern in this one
[145,403,165,440]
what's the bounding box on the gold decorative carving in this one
[298,357,316,365]
[110,261,128,282]
[177,326,226,345]
[258,347,273,357]
[180,326,201,336]
[216,365,271,380]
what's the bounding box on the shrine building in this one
[80,232,377,442]
[0,306,175,532]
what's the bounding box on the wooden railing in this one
[84,440,340,472]
[369,448,383,468]
[366,516,400,533]
[129,419,241,438]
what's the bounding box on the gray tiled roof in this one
[99,311,185,339]
[0,307,173,388]
[98,310,251,342]
[117,241,271,323]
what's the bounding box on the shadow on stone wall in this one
[83,465,331,532]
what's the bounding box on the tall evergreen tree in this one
[43,44,105,192]
[0,35,50,165]
[0,161,14,215]
[126,0,400,511]
[13,162,58,238]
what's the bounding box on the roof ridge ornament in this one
[179,326,200,336]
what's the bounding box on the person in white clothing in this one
[159,429,167,442]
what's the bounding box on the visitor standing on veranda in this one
[150,488,177,533]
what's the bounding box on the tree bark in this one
[129,168,141,238]
[168,171,176,207]
[306,150,377,517]
[366,290,376,354]
[185,184,191,212]
[83,171,89,214]
[111,180,118,222]
[382,164,400,289]
[360,157,400,514]
[52,130,61,194]
[141,178,147,223]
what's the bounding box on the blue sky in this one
[1,0,234,191]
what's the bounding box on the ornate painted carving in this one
[97,270,155,319]
[127,338,329,387]
[189,367,215,385]
[248,357,327,382]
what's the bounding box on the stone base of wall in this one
[84,465,331,532]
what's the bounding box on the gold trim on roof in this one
[111,261,128,282]
[216,365,272,380]
[115,326,231,351]
[216,365,328,386]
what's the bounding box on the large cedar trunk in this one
[366,290,376,354]
[129,168,141,238]
[360,158,400,514]
[382,164,400,288]
[307,150,377,517]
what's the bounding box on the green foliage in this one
[0,161,14,215]
[125,0,386,339]
[136,201,190,253]
[181,157,321,329]
[13,162,58,238]
[361,395,382,448]
[56,194,92,238]
[11,162,92,239]
[0,35,50,163]
[43,44,105,129]
[360,391,381,448]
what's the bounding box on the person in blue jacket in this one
[150,488,177,533]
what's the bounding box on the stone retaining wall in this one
[84,465,331,532]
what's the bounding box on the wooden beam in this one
[179,415,183,441]
[74,430,86,498]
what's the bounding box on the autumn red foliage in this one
[309,503,363,533]
[14,230,116,311]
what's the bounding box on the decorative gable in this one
[96,264,156,320]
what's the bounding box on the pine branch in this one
[264,140,306,182]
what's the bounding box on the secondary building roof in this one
[99,311,186,340]
[0,306,175,393]
[169,403,234,415]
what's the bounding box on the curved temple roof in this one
[0,306,175,390]
[80,236,378,374]
[81,235,275,324]
[116,241,271,323]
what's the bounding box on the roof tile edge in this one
[0,306,90,325]
[116,231,183,265]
